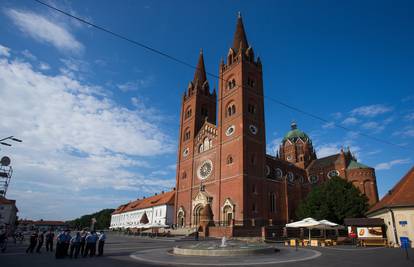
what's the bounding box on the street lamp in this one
[0,136,22,197]
[0,136,23,147]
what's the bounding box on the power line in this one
[34,0,411,151]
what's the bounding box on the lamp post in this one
[0,136,22,197]
[0,136,22,147]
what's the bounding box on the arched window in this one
[248,103,256,114]
[227,155,233,165]
[227,103,236,117]
[203,137,210,151]
[198,144,204,153]
[185,107,192,119]
[269,192,276,213]
[183,129,191,141]
[227,79,236,89]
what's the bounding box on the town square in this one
[1,0,414,266]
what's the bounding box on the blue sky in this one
[0,0,413,220]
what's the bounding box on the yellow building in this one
[367,167,414,247]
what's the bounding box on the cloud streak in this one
[5,9,83,53]
[375,158,411,170]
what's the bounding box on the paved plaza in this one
[1,233,413,267]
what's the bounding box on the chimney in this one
[161,191,164,194]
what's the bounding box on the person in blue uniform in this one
[69,232,81,258]
[55,230,65,259]
[97,231,106,256]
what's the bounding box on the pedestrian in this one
[45,230,54,252]
[91,231,98,257]
[63,230,71,256]
[69,232,81,258]
[36,231,45,253]
[83,231,93,257]
[79,230,86,256]
[55,230,65,259]
[97,231,106,256]
[26,230,38,254]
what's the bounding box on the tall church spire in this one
[232,12,249,52]
[193,49,207,85]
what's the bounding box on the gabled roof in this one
[368,167,414,214]
[0,197,16,205]
[344,218,384,226]
[347,159,371,170]
[112,190,175,215]
[307,154,340,170]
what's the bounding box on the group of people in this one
[26,229,106,259]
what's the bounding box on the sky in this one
[0,0,413,220]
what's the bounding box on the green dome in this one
[282,122,310,143]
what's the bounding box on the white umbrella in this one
[286,218,322,242]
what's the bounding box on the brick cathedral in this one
[174,14,379,231]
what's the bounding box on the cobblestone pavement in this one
[1,233,413,267]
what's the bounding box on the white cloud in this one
[316,143,340,158]
[21,49,37,60]
[393,126,414,138]
[322,122,335,129]
[118,78,153,92]
[39,62,50,70]
[0,44,11,57]
[5,9,83,53]
[375,158,411,170]
[405,113,414,121]
[342,117,359,125]
[0,49,175,219]
[266,135,282,156]
[361,121,384,132]
[350,104,392,117]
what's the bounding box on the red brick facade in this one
[174,14,379,230]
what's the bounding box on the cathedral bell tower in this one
[217,13,267,223]
[175,51,216,226]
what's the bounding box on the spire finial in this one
[291,121,297,130]
[238,11,241,18]
[232,13,248,52]
[193,50,207,84]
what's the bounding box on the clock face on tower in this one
[197,159,213,180]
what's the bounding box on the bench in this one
[360,238,387,247]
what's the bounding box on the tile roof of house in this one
[367,166,414,215]
[344,217,385,226]
[33,221,67,226]
[0,197,16,205]
[307,154,340,170]
[112,190,175,215]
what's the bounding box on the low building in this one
[17,219,68,232]
[110,190,175,230]
[367,166,414,247]
[0,197,18,233]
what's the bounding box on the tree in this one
[67,209,115,230]
[296,176,369,224]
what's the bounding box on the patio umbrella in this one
[286,218,322,242]
[318,219,341,239]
